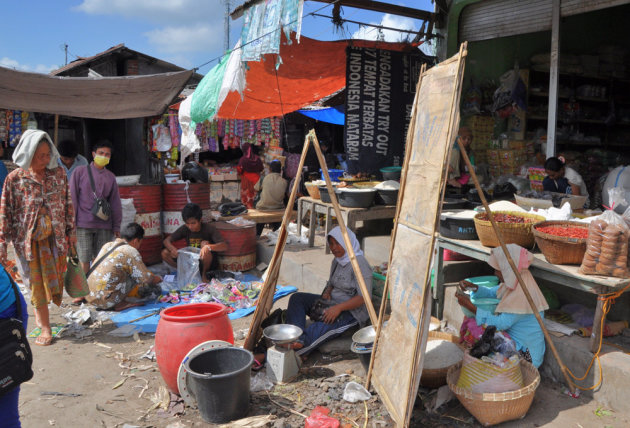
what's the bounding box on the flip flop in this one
[252,358,265,371]
[34,336,53,346]
[72,298,86,306]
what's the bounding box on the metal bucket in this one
[162,182,212,234]
[119,184,162,265]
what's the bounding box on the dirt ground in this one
[17,293,630,428]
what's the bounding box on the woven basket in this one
[420,331,465,388]
[533,221,588,265]
[447,359,540,426]
[305,182,321,200]
[474,211,545,248]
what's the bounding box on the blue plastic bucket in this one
[320,169,344,182]
[465,276,500,288]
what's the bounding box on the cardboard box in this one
[223,172,238,181]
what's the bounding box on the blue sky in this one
[0,0,434,75]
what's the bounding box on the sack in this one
[0,274,33,398]
[64,249,89,298]
[91,197,111,221]
[219,202,248,217]
[307,298,335,322]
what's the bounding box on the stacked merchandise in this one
[197,117,282,152]
[0,110,7,145]
[468,115,494,164]
[487,141,527,177]
[1,110,27,147]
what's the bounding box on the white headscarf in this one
[327,226,363,266]
[12,130,60,170]
[488,244,549,315]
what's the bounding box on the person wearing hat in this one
[254,160,287,235]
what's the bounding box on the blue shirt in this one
[0,160,8,200]
[0,268,16,314]
[58,154,88,180]
[473,285,546,367]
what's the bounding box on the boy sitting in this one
[161,203,227,279]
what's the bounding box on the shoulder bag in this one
[64,246,89,298]
[87,164,112,221]
[0,272,33,397]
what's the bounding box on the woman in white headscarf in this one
[285,226,373,358]
[457,244,549,367]
[0,130,76,346]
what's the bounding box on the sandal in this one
[252,358,265,371]
[72,298,86,306]
[34,336,53,346]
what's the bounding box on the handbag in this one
[64,246,89,298]
[87,164,111,221]
[307,298,335,322]
[0,272,33,397]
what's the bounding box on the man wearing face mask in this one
[70,139,122,277]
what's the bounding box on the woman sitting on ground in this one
[456,244,548,367]
[285,226,372,358]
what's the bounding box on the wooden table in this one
[296,196,396,254]
[212,208,295,224]
[435,236,630,352]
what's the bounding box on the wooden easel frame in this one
[244,129,378,351]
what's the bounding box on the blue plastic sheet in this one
[298,106,345,125]
[111,284,297,333]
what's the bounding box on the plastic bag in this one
[304,406,340,428]
[120,198,136,229]
[342,381,371,403]
[457,352,523,394]
[177,247,202,289]
[250,371,274,392]
[152,124,172,152]
[579,189,630,278]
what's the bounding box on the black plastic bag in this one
[219,202,247,217]
[181,161,208,183]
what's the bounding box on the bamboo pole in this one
[310,130,378,325]
[243,136,311,351]
[457,136,577,395]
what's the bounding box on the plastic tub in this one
[440,210,478,240]
[318,185,337,203]
[155,303,234,394]
[465,276,500,288]
[380,166,402,181]
[320,169,344,182]
[184,347,253,423]
[337,188,377,208]
[375,188,398,205]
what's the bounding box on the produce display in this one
[477,213,537,224]
[536,226,588,239]
[580,217,630,278]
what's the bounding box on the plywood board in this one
[370,45,467,427]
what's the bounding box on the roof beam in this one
[309,0,434,21]
[231,0,435,21]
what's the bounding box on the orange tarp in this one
[217,35,417,120]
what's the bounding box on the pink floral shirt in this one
[0,166,75,261]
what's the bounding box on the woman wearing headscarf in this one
[456,244,548,367]
[237,142,264,209]
[285,226,372,358]
[0,130,76,346]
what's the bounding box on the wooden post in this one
[54,114,59,145]
[243,136,311,351]
[546,0,560,158]
[457,137,577,395]
[310,130,378,326]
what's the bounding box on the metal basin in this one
[352,325,376,345]
[263,324,303,345]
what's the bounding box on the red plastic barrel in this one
[214,221,257,271]
[155,303,234,394]
[119,184,163,265]
[162,183,212,234]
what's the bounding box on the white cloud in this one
[144,24,224,53]
[352,14,418,43]
[0,57,57,73]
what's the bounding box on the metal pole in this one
[546,0,561,159]
[224,0,231,53]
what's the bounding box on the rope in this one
[564,280,630,391]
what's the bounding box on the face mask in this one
[93,155,110,167]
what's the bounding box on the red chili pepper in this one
[478,213,536,224]
[537,226,588,239]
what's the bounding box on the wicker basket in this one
[474,211,545,248]
[533,221,588,265]
[420,331,465,388]
[447,359,540,426]
[305,182,321,200]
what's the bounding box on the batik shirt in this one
[0,167,74,261]
[86,239,153,309]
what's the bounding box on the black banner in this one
[344,46,431,175]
